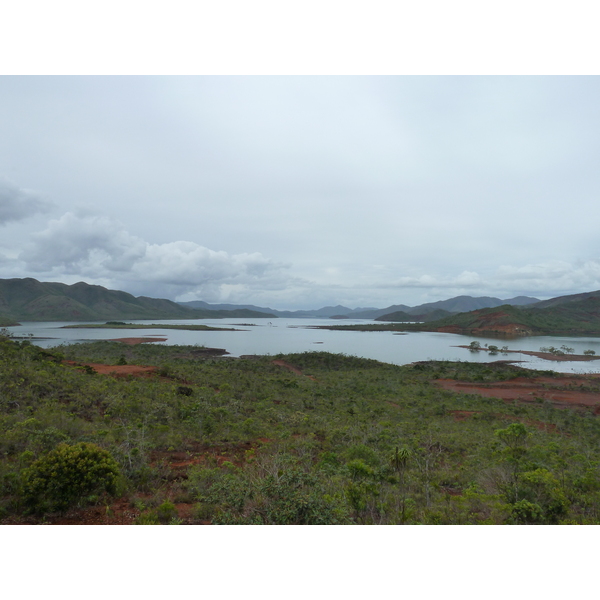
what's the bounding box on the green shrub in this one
[156,500,178,524]
[22,442,120,514]
[510,499,545,524]
[344,444,380,468]
[135,511,160,525]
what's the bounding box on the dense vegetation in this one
[3,332,600,524]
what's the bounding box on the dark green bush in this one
[22,442,120,514]
[156,500,178,523]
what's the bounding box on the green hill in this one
[319,293,600,337]
[425,296,600,336]
[531,289,600,309]
[0,278,275,323]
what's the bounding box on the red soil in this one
[436,312,533,336]
[271,359,317,381]
[149,439,269,475]
[435,375,600,411]
[63,360,158,378]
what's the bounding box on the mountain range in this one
[0,278,275,325]
[2,277,594,338]
[178,295,540,320]
[177,300,381,319]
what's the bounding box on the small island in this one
[458,341,600,362]
[61,322,242,332]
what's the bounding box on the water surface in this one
[8,318,600,374]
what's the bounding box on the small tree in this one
[391,447,412,523]
[495,423,530,503]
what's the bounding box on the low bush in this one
[22,442,120,514]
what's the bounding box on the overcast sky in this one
[1,76,599,309]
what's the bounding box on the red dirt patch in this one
[150,439,271,477]
[436,375,600,411]
[449,410,478,421]
[271,359,317,381]
[63,360,158,378]
[437,314,533,336]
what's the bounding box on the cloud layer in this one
[8,210,600,307]
[2,77,600,308]
[19,212,290,300]
[0,178,52,225]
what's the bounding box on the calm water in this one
[7,318,600,374]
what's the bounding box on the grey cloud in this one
[0,178,52,225]
[20,213,146,272]
[495,260,600,294]
[382,271,484,289]
[20,212,292,299]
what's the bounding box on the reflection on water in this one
[7,318,600,374]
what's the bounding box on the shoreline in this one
[455,345,600,362]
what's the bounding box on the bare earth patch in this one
[63,360,159,378]
[435,374,600,411]
[271,359,317,381]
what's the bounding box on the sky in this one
[1,75,600,310]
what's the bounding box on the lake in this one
[7,318,600,374]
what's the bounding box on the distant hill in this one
[0,278,275,323]
[376,309,453,323]
[347,295,539,321]
[505,296,544,306]
[347,304,412,319]
[178,300,277,314]
[421,295,600,336]
[405,295,539,315]
[530,290,600,310]
[180,295,542,321]
[178,300,380,319]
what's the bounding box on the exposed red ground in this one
[63,360,159,378]
[436,312,533,336]
[271,359,317,381]
[435,374,600,412]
